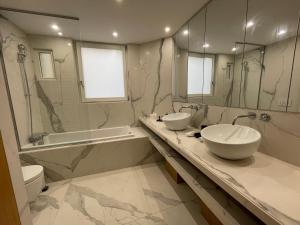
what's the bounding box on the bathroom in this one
[0,0,300,224]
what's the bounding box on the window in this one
[77,42,127,102]
[188,54,214,96]
[38,50,55,79]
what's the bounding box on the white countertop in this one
[140,116,300,225]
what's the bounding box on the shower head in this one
[17,44,26,63]
[18,43,26,51]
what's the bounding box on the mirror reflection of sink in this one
[162,113,191,131]
[201,124,261,160]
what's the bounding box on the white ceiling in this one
[0,0,209,44]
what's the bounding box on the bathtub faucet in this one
[28,132,48,146]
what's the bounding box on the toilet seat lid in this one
[22,165,43,184]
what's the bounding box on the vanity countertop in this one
[140,116,300,225]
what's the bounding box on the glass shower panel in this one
[0,9,82,149]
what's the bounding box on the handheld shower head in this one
[17,44,26,63]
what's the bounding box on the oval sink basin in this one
[162,113,191,131]
[201,124,261,160]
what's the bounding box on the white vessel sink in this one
[162,113,191,131]
[201,124,261,160]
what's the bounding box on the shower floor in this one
[30,162,209,225]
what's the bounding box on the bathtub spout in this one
[29,132,48,146]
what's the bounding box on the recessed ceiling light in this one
[58,32,63,36]
[232,47,237,52]
[277,29,287,36]
[165,26,171,33]
[183,30,189,36]
[67,42,72,46]
[51,24,59,31]
[203,43,210,48]
[112,32,118,37]
[115,0,123,3]
[246,21,254,28]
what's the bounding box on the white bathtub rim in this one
[20,127,147,153]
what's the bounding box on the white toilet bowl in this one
[22,165,45,202]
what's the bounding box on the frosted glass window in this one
[80,47,126,100]
[188,56,213,95]
[39,52,55,79]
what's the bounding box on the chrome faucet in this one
[28,132,48,146]
[179,104,203,112]
[232,112,256,125]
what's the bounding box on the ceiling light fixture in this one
[232,47,237,52]
[58,32,63,36]
[203,43,210,48]
[165,26,171,33]
[183,30,189,36]
[67,42,72,46]
[51,24,59,31]
[112,31,118,37]
[277,29,287,36]
[246,21,254,28]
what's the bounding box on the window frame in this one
[187,53,215,98]
[76,42,128,103]
[34,49,56,80]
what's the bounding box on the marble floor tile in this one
[30,163,208,225]
[30,179,71,225]
[135,163,199,214]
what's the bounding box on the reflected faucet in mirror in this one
[232,112,257,125]
[179,104,207,112]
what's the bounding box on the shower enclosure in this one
[0,9,134,150]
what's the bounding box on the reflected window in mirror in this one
[188,54,214,96]
[37,50,56,79]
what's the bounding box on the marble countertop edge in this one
[139,116,300,225]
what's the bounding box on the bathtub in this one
[19,127,163,182]
[22,126,134,151]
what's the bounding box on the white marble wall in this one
[128,38,174,125]
[0,46,32,224]
[24,35,174,135]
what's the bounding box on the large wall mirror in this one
[172,0,300,113]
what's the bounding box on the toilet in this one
[22,165,45,202]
